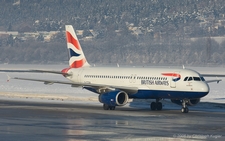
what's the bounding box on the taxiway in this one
[0,99,224,141]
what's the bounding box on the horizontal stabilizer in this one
[30,69,71,76]
[0,69,71,76]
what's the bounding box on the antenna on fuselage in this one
[182,65,185,69]
[117,63,119,67]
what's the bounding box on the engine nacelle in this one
[187,99,200,106]
[98,91,129,106]
[171,99,200,106]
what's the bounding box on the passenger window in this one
[188,77,193,81]
[193,77,201,81]
[184,77,188,81]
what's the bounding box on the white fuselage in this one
[65,67,209,100]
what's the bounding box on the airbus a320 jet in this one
[5,25,225,113]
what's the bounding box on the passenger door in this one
[129,74,137,83]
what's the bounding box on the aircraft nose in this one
[201,83,210,93]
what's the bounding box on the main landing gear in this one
[150,99,162,111]
[103,103,116,110]
[181,99,189,113]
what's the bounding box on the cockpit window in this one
[193,77,201,81]
[200,77,205,81]
[184,77,188,81]
[188,77,193,81]
[184,76,204,81]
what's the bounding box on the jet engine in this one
[171,98,200,106]
[98,90,129,106]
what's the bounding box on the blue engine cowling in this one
[98,90,129,106]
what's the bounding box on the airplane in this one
[4,25,225,113]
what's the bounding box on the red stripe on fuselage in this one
[66,31,81,50]
[162,73,181,78]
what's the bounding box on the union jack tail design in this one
[65,25,90,68]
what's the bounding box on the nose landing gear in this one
[181,99,189,113]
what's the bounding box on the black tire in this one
[156,102,162,111]
[109,106,116,110]
[103,104,109,110]
[184,107,189,113]
[151,102,157,110]
[181,107,189,113]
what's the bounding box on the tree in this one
[7,23,12,31]
[7,34,14,47]
[36,34,44,42]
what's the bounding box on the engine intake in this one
[99,90,129,106]
[171,98,200,106]
[187,99,200,106]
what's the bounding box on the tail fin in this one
[65,25,90,68]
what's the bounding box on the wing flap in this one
[13,77,74,85]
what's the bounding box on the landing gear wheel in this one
[156,102,162,111]
[181,99,189,113]
[150,102,162,111]
[103,104,116,110]
[109,106,116,110]
[181,107,189,113]
[103,104,109,110]
[151,102,157,110]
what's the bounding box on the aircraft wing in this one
[2,69,137,94]
[0,69,71,76]
[201,74,225,77]
[200,73,225,83]
[9,76,138,94]
[12,76,74,85]
[205,79,222,83]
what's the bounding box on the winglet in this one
[216,77,220,84]
[7,74,11,82]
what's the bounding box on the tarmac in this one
[0,99,224,141]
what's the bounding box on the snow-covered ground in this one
[0,64,225,106]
